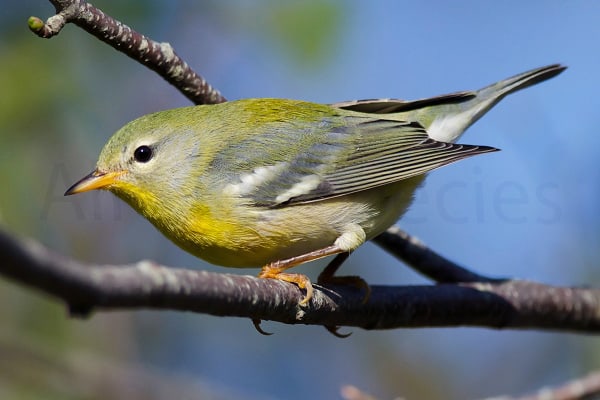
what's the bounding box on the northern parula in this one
[65,64,565,305]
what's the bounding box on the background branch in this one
[342,370,600,400]
[508,370,600,400]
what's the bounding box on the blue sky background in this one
[1,1,600,399]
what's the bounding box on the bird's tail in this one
[476,64,566,109]
[425,64,566,142]
[333,64,566,143]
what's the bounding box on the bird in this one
[65,64,566,306]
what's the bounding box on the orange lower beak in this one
[64,169,123,195]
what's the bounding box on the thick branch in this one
[2,228,599,332]
[28,0,225,105]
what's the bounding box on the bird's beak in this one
[64,169,123,196]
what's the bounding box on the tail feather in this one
[426,64,566,142]
[479,64,566,100]
[332,64,566,143]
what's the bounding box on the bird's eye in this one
[133,145,153,163]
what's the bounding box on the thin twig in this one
[28,0,225,105]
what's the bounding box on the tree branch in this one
[2,227,599,332]
[28,0,225,105]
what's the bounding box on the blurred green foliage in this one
[264,1,343,66]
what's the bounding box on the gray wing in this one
[215,116,497,207]
[294,138,496,204]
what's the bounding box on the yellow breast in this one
[109,175,424,268]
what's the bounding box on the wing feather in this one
[215,112,497,207]
[289,140,496,203]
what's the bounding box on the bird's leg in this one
[318,252,371,304]
[258,244,344,306]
